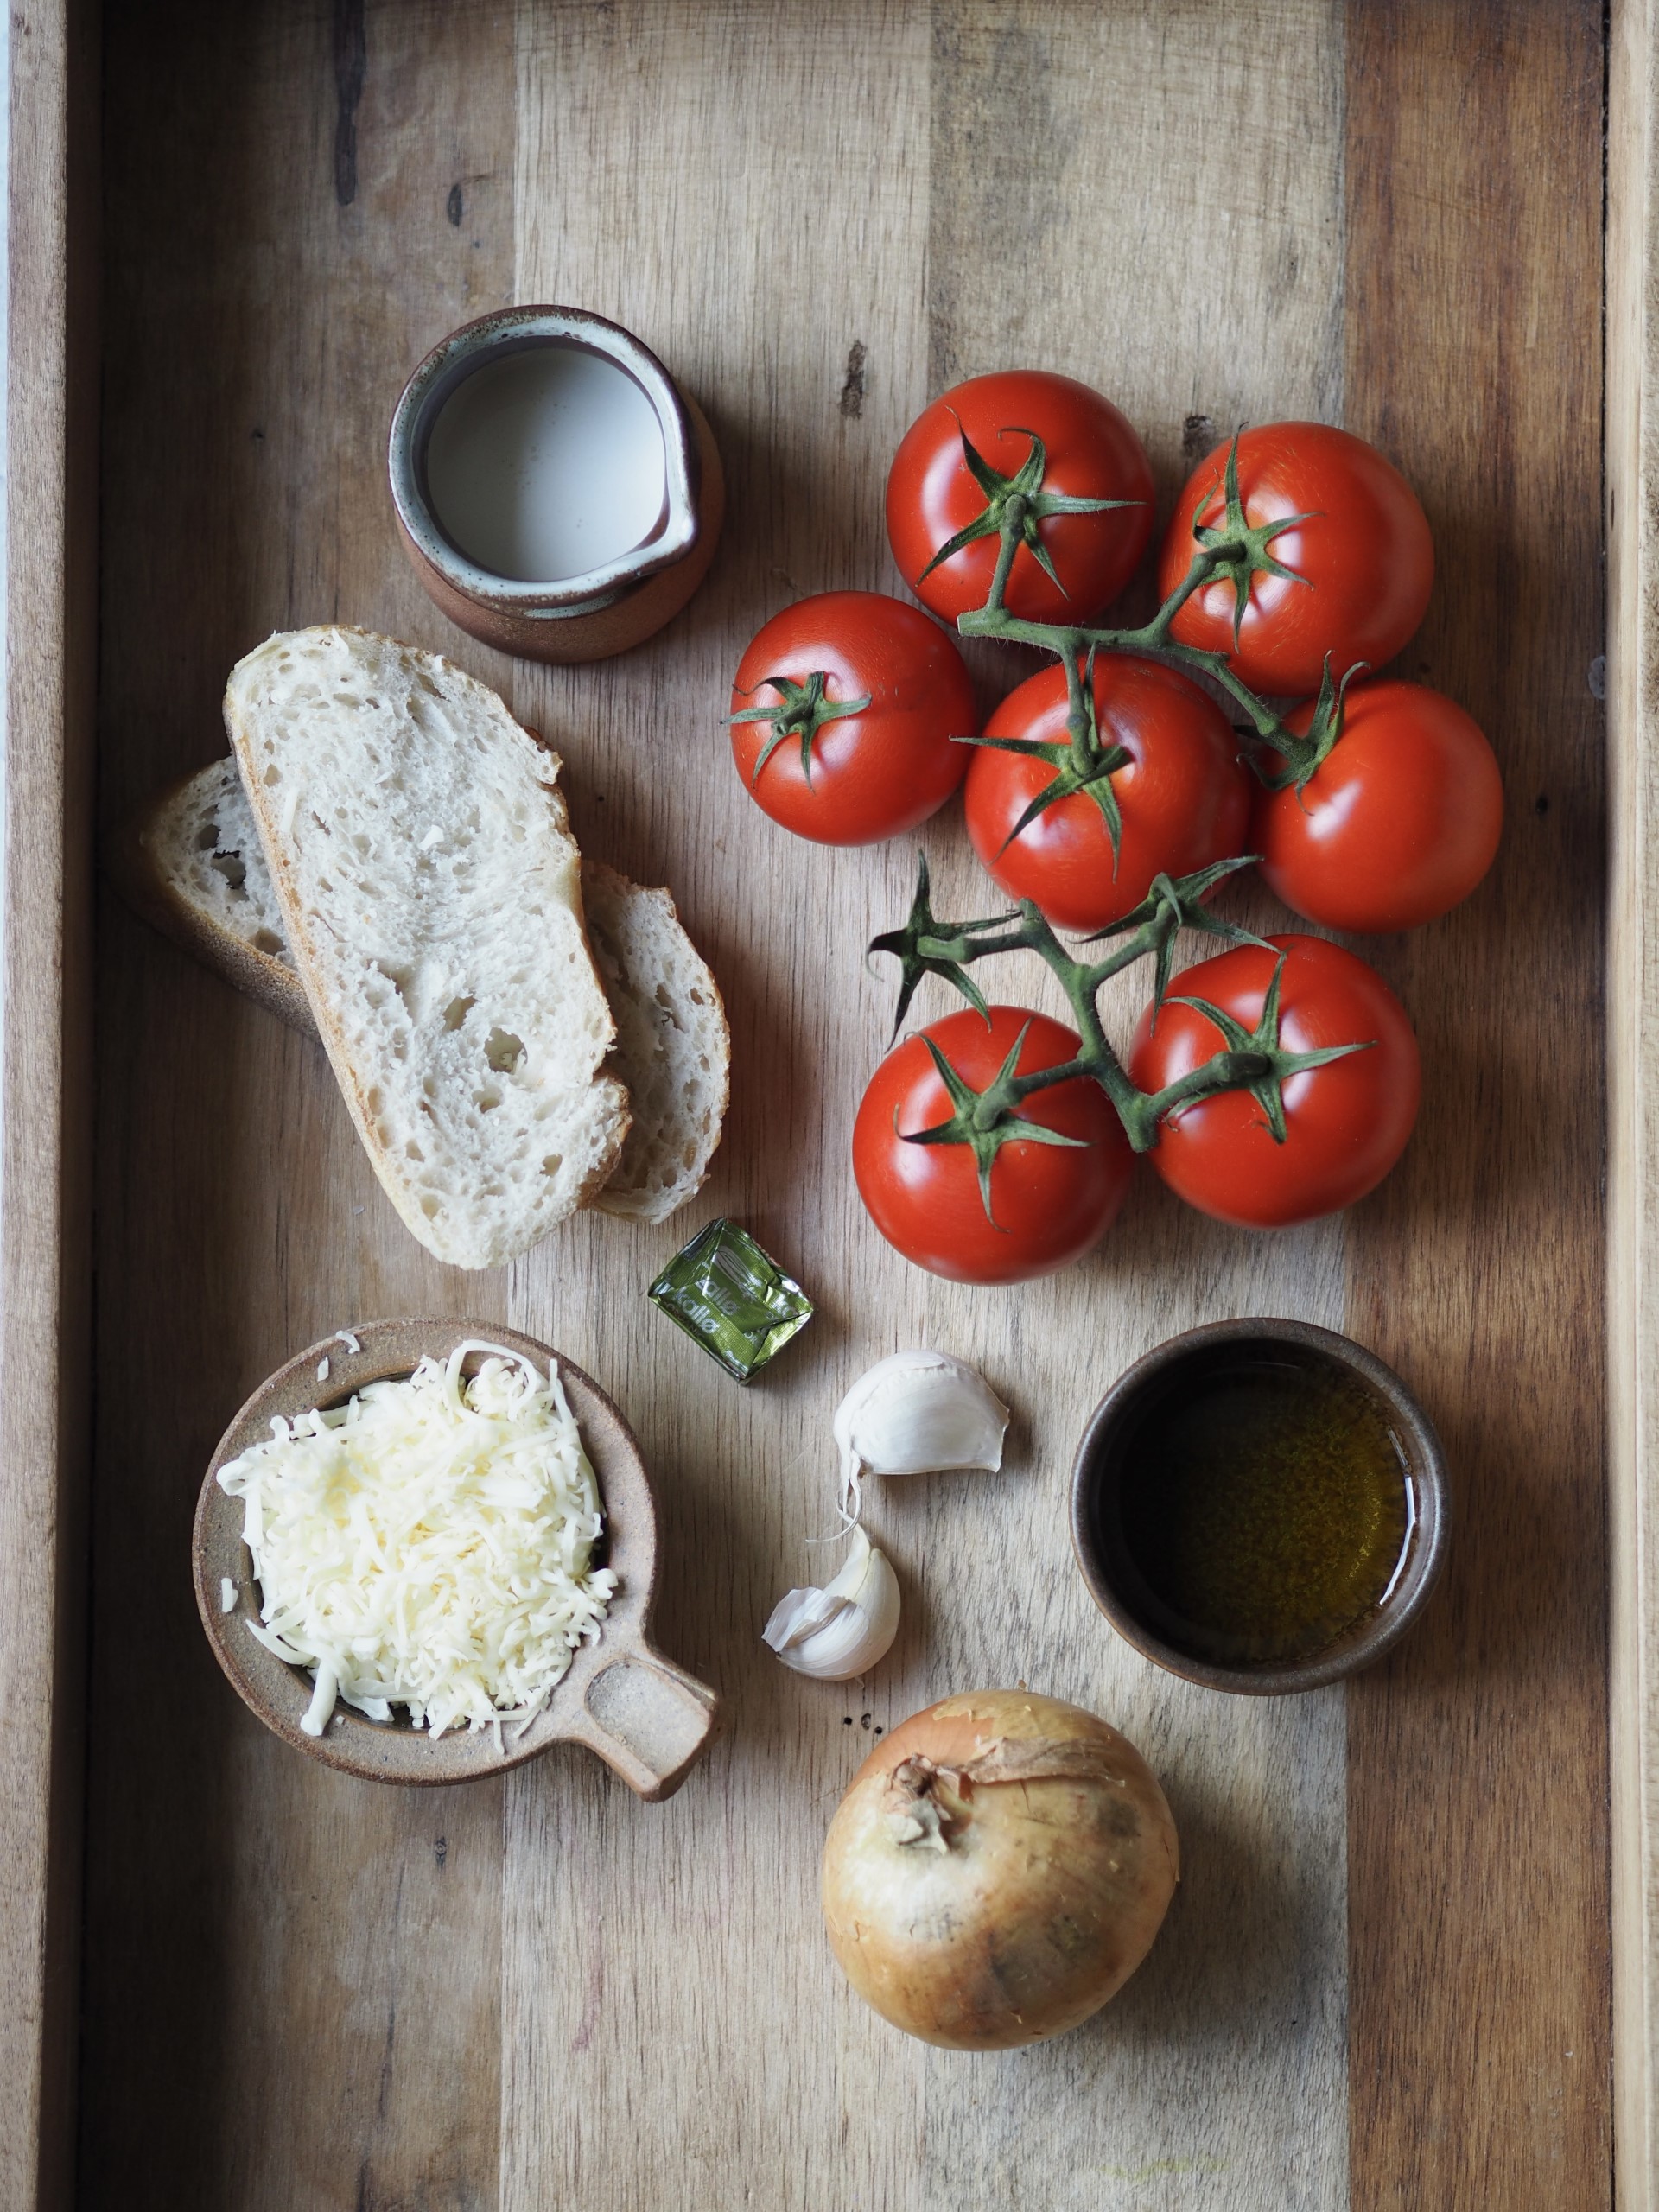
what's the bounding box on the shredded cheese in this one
[217,1340,616,1739]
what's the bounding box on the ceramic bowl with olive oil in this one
[1070,1318,1448,1694]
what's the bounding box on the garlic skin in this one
[834,1351,1009,1522]
[763,1528,900,1682]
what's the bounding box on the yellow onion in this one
[821,1688,1178,2049]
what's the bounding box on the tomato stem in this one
[1138,548,1213,644]
[984,501,1025,613]
[1122,1049,1274,1149]
[874,855,1331,1168]
[957,500,1351,785]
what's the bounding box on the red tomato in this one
[1127,935,1420,1228]
[1253,680,1503,933]
[886,372,1154,626]
[729,591,976,846]
[854,1007,1133,1284]
[1157,423,1433,696]
[963,653,1251,931]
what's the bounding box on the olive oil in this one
[1108,1355,1412,1669]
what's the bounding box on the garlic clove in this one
[764,1525,875,1648]
[833,1351,1010,1522]
[763,1526,901,1682]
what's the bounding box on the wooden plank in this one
[1341,4,1611,2207]
[502,10,933,2203]
[1611,1,1659,2203]
[80,6,516,2208]
[501,6,1354,2209]
[0,2,98,2208]
[923,10,1355,2208]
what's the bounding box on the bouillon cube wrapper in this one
[647,1219,814,1382]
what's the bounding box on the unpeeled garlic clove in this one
[833,1350,1009,1522]
[762,1526,900,1682]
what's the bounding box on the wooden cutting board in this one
[3,2,1613,2206]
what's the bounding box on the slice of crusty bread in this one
[110,756,730,1224]
[580,860,730,1223]
[224,626,631,1269]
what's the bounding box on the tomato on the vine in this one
[854,1006,1133,1284]
[728,591,976,846]
[1127,935,1420,1228]
[1253,680,1503,934]
[887,372,1154,627]
[963,652,1251,932]
[1157,423,1433,696]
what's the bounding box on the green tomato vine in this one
[868,426,1373,1208]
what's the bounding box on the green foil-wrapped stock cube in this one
[647,1219,814,1382]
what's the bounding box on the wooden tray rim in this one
[0,3,1649,2206]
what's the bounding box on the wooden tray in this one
[0,1,1637,2204]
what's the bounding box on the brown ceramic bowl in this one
[193,1319,719,1796]
[387,305,724,664]
[1070,1318,1449,1695]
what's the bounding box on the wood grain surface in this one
[72,4,1611,2209]
[1341,4,1611,2207]
[1611,2,1659,2205]
[0,3,98,2209]
[84,8,515,2208]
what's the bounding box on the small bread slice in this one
[109,757,730,1224]
[106,758,311,1030]
[224,626,630,1269]
[580,860,730,1223]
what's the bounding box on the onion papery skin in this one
[820,1689,1178,2050]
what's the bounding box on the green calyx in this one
[918,423,1139,601]
[1148,956,1373,1145]
[866,852,1018,1039]
[956,648,1133,865]
[1189,430,1319,651]
[904,1020,1088,1228]
[1250,652,1368,796]
[730,668,872,788]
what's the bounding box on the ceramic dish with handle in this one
[193,1318,719,1797]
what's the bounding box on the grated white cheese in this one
[335,1330,363,1355]
[219,1576,238,1613]
[317,1357,330,1382]
[216,1340,617,1739]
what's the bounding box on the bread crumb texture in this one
[226,626,629,1268]
[584,861,730,1223]
[143,756,296,965]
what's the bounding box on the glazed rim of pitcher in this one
[388,305,699,620]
